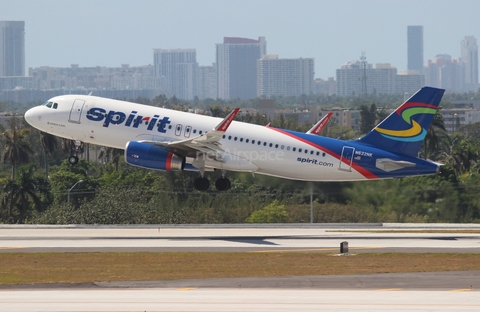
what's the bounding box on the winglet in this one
[306,112,332,135]
[215,108,240,132]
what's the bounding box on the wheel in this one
[194,177,210,191]
[215,177,231,191]
[68,155,79,165]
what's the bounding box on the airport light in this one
[67,179,84,204]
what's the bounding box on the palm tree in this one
[98,147,123,171]
[423,111,447,159]
[40,132,58,179]
[1,164,49,223]
[2,117,33,181]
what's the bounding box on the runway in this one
[1,224,480,311]
[2,288,480,312]
[0,223,480,253]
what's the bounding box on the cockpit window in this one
[41,101,59,108]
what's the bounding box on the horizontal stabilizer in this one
[376,158,416,172]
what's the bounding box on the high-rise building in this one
[460,36,478,90]
[197,63,217,99]
[336,61,423,96]
[257,55,314,97]
[0,21,25,76]
[216,36,266,100]
[153,49,198,100]
[407,26,423,73]
[425,54,463,92]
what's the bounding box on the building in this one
[216,36,266,100]
[336,60,424,96]
[1,64,163,103]
[313,77,336,95]
[425,54,463,92]
[396,70,425,96]
[153,49,198,100]
[439,108,480,133]
[336,60,372,96]
[0,21,25,76]
[28,64,160,90]
[197,64,217,99]
[0,76,34,91]
[407,26,423,73]
[257,55,314,97]
[460,36,479,91]
[330,109,360,131]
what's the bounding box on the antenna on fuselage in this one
[87,91,93,96]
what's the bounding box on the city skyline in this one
[2,0,480,79]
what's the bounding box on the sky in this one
[2,0,480,79]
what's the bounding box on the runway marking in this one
[450,288,474,292]
[250,247,383,253]
[175,288,196,291]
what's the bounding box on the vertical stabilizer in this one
[358,86,445,157]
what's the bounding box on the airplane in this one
[24,86,445,191]
[266,111,332,135]
[306,112,333,135]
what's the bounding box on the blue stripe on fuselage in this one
[272,128,438,179]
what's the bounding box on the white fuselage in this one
[24,95,390,182]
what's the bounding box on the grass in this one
[1,252,480,285]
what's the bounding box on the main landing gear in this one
[68,140,83,165]
[194,171,231,192]
[194,177,210,191]
[215,177,231,191]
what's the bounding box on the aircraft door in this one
[339,146,355,171]
[184,125,192,138]
[69,99,85,123]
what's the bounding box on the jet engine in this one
[125,141,185,171]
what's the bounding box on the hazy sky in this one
[2,0,479,79]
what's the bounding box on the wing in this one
[146,108,240,158]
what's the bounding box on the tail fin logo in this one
[375,102,437,142]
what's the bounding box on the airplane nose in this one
[24,107,39,126]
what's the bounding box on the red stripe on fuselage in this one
[269,128,378,180]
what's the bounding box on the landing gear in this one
[68,155,79,165]
[68,140,83,165]
[192,166,231,192]
[215,177,231,191]
[194,177,210,191]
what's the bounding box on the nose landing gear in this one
[68,155,79,165]
[68,140,83,165]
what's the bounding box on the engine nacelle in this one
[125,141,185,171]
